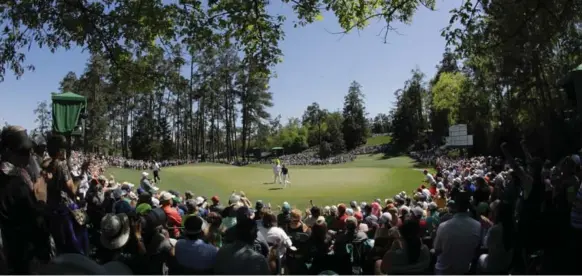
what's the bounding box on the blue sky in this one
[0,0,459,130]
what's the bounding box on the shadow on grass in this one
[413,162,431,169]
[268,187,283,191]
[263,182,274,185]
[376,144,431,169]
[379,147,404,160]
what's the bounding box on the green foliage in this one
[0,0,178,82]
[130,113,160,160]
[319,141,332,159]
[159,118,175,160]
[0,0,438,85]
[391,69,427,150]
[302,102,329,147]
[5,0,442,161]
[283,0,436,42]
[33,100,52,139]
[428,51,459,140]
[342,81,368,150]
[433,0,582,157]
[269,118,309,154]
[15,0,582,161]
[371,113,391,134]
[431,72,467,124]
[325,111,346,154]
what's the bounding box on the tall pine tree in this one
[342,81,368,150]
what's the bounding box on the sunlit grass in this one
[365,135,392,146]
[106,154,426,211]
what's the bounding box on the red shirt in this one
[163,205,182,238]
[419,219,427,230]
[354,211,363,221]
[332,214,348,230]
[429,186,437,197]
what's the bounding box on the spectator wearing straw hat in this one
[98,213,131,262]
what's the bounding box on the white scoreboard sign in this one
[445,124,473,147]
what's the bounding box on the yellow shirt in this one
[435,197,446,209]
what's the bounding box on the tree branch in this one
[326,0,412,43]
[63,0,121,70]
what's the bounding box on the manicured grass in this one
[106,154,428,211]
[365,135,392,146]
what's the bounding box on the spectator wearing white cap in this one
[195,196,208,217]
[140,172,155,194]
[151,196,160,207]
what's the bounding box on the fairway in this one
[106,155,425,211]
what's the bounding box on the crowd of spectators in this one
[1,125,581,275]
[67,151,195,176]
[213,144,390,167]
[272,144,391,166]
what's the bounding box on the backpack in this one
[345,239,373,275]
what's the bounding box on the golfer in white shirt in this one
[273,163,282,184]
[153,161,161,183]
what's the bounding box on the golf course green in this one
[105,154,426,211]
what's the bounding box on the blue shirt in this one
[198,208,208,217]
[175,239,218,271]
